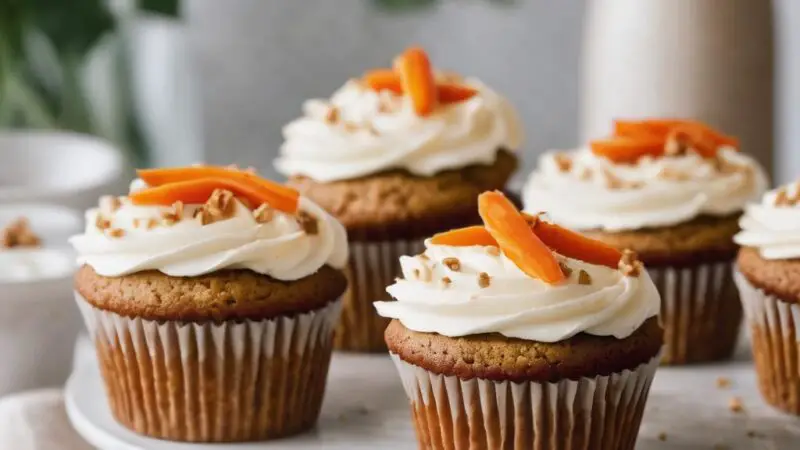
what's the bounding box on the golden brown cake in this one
[734,181,800,415]
[524,118,768,364]
[275,47,523,351]
[69,166,350,442]
[375,192,663,449]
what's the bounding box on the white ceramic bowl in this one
[0,204,84,397]
[0,131,129,210]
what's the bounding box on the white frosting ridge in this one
[70,190,348,280]
[374,241,660,342]
[735,182,800,260]
[274,78,523,182]
[523,148,768,232]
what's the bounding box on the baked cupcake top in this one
[274,47,522,183]
[734,181,800,260]
[70,166,348,279]
[523,119,768,232]
[374,191,660,343]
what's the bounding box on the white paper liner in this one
[390,353,659,450]
[734,271,800,414]
[648,261,741,364]
[337,238,426,351]
[75,292,342,442]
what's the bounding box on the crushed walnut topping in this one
[2,218,41,249]
[146,218,158,230]
[559,262,573,278]
[161,201,185,226]
[99,195,121,213]
[553,153,573,172]
[206,189,237,218]
[342,122,359,133]
[296,211,319,235]
[441,276,452,288]
[773,186,800,207]
[95,215,111,231]
[578,270,592,285]
[618,250,643,277]
[485,246,501,257]
[657,167,691,181]
[478,272,491,288]
[443,257,461,272]
[253,203,275,224]
[132,218,141,229]
[728,397,744,413]
[414,264,432,282]
[602,169,643,190]
[325,106,340,124]
[716,377,731,389]
[107,228,126,238]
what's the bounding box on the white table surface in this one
[2,335,800,449]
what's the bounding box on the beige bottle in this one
[581,0,774,175]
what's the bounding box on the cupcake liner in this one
[336,238,426,352]
[734,271,800,415]
[390,353,660,450]
[648,261,741,364]
[75,292,342,442]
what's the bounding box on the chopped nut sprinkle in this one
[559,262,573,278]
[132,218,141,228]
[161,201,185,226]
[343,122,359,132]
[578,270,592,285]
[146,218,158,230]
[478,272,491,288]
[207,189,237,219]
[553,153,573,172]
[578,168,593,181]
[325,106,340,123]
[107,228,126,238]
[618,249,643,277]
[729,397,744,413]
[657,167,691,181]
[486,246,501,257]
[443,257,461,272]
[2,218,41,249]
[716,377,731,389]
[441,276,452,288]
[95,215,111,231]
[99,195,121,213]
[253,203,275,224]
[296,211,319,235]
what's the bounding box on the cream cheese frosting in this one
[734,181,800,260]
[69,182,348,279]
[523,147,768,232]
[374,241,660,342]
[274,78,523,182]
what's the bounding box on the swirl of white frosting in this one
[69,184,348,279]
[274,78,523,182]
[374,241,660,342]
[734,182,800,260]
[523,148,768,232]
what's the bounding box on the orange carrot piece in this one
[590,136,665,163]
[478,191,565,284]
[667,124,719,158]
[437,83,477,104]
[395,47,437,116]
[362,69,402,95]
[613,119,685,139]
[430,226,498,247]
[137,166,299,213]
[528,219,622,269]
[131,177,271,209]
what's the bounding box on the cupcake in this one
[523,119,768,364]
[375,191,663,449]
[275,47,522,351]
[69,166,348,442]
[734,181,800,415]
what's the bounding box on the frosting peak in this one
[734,181,800,260]
[274,77,522,182]
[70,180,348,279]
[374,241,660,342]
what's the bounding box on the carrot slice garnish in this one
[666,124,718,158]
[437,83,477,104]
[130,177,275,210]
[362,69,402,95]
[524,215,622,269]
[590,136,665,163]
[430,225,498,247]
[394,47,437,116]
[137,167,299,213]
[478,191,565,284]
[615,119,739,152]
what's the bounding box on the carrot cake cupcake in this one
[523,119,768,364]
[375,191,663,450]
[735,180,800,415]
[275,47,522,351]
[69,166,348,442]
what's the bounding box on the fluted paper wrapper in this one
[75,292,342,442]
[337,238,426,352]
[649,261,741,364]
[735,271,800,415]
[390,353,659,450]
